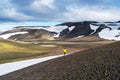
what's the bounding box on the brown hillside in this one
[67,35,106,42]
[0,41,120,80]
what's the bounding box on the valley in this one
[0,21,116,63]
[0,38,114,63]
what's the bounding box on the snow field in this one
[0,55,63,76]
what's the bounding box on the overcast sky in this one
[0,0,120,31]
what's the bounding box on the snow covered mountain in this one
[57,21,120,41]
[0,21,120,41]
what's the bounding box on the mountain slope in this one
[0,28,56,41]
[66,35,105,42]
[1,41,120,80]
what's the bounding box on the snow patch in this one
[0,32,28,39]
[99,29,120,40]
[107,26,120,29]
[50,26,67,37]
[40,45,57,47]
[47,26,68,33]
[0,55,63,76]
[75,35,84,38]
[90,24,99,34]
[68,26,75,31]
[53,33,60,38]
[90,24,99,31]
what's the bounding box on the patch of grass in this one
[0,52,49,63]
[0,39,54,63]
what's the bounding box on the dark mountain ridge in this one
[58,21,112,38]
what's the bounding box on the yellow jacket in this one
[64,49,67,53]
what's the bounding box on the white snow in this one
[50,26,67,37]
[75,35,84,38]
[90,24,99,34]
[53,26,75,37]
[0,32,28,39]
[107,26,119,29]
[90,24,120,41]
[40,45,57,47]
[53,33,60,38]
[90,24,99,31]
[0,55,63,76]
[46,26,68,33]
[99,28,120,41]
[68,26,75,31]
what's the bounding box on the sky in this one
[0,0,120,31]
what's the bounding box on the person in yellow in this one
[63,48,67,55]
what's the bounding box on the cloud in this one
[0,8,33,22]
[61,6,120,22]
[0,0,33,22]
[11,0,33,6]
[0,0,12,9]
[30,0,56,13]
[0,0,120,23]
[4,8,32,20]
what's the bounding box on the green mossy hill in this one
[0,39,52,63]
